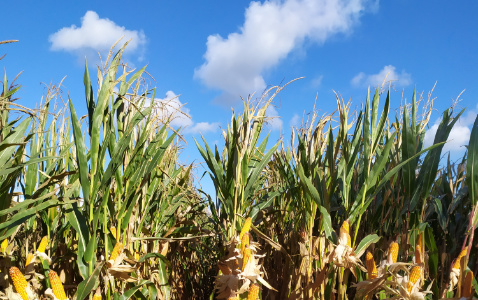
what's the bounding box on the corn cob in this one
[416,232,423,251]
[110,242,123,261]
[227,297,238,300]
[49,270,67,300]
[242,245,251,271]
[93,290,102,300]
[9,267,28,300]
[247,283,260,300]
[239,217,252,240]
[388,242,399,264]
[110,226,117,239]
[452,247,467,269]
[365,251,377,279]
[340,220,351,247]
[1,239,7,254]
[37,236,48,253]
[407,266,421,293]
[462,270,474,298]
[25,253,34,266]
[241,232,250,257]
[415,244,422,264]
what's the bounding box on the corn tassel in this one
[388,242,399,264]
[365,251,377,280]
[407,266,421,293]
[49,270,67,300]
[247,283,260,300]
[239,217,252,240]
[9,267,28,300]
[452,247,467,269]
[462,270,474,298]
[110,242,123,261]
[1,239,7,254]
[242,245,251,271]
[37,236,48,253]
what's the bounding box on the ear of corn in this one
[388,242,399,264]
[247,283,260,300]
[9,267,28,300]
[452,247,467,269]
[1,239,7,254]
[25,253,34,266]
[415,244,422,264]
[242,246,251,272]
[49,270,67,300]
[340,220,351,247]
[365,251,377,280]
[110,226,117,239]
[407,266,421,293]
[462,270,474,298]
[241,232,250,257]
[37,236,48,253]
[93,291,102,300]
[110,242,123,261]
[239,217,252,240]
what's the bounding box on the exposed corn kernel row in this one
[239,217,252,240]
[242,246,251,271]
[49,270,67,300]
[25,253,34,266]
[452,247,467,269]
[1,239,7,254]
[9,267,28,300]
[241,232,250,257]
[37,236,48,253]
[365,251,377,280]
[462,270,474,298]
[247,283,260,300]
[407,266,421,293]
[110,242,123,261]
[388,242,399,264]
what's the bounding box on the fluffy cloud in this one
[351,65,412,88]
[49,11,146,57]
[265,105,283,131]
[423,107,477,154]
[195,0,377,105]
[149,91,219,135]
[290,113,301,128]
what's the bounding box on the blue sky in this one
[2,0,477,193]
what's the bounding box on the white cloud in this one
[265,105,283,131]
[423,109,477,153]
[195,0,376,105]
[310,75,324,89]
[49,11,146,57]
[351,65,412,88]
[149,91,219,135]
[290,113,301,128]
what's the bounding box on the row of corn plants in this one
[1,41,477,299]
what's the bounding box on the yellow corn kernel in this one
[242,246,251,271]
[247,283,260,300]
[341,220,350,234]
[110,226,117,239]
[93,291,102,300]
[416,232,423,251]
[388,242,399,264]
[407,266,421,293]
[452,247,467,270]
[1,239,7,254]
[110,242,123,261]
[462,270,474,298]
[49,270,67,300]
[365,251,377,280]
[415,244,422,264]
[239,217,252,240]
[241,232,250,257]
[37,236,48,253]
[25,253,34,266]
[9,267,28,300]
[227,297,238,300]
[340,220,351,247]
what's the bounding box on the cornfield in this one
[1,41,477,299]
